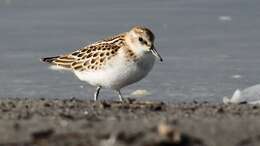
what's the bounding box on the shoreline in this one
[0,98,259,146]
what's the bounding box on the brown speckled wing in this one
[94,33,126,46]
[73,43,122,71]
[49,33,125,71]
[52,42,121,71]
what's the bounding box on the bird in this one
[41,26,163,101]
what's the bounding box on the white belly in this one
[74,53,155,90]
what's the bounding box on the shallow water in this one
[1,0,260,102]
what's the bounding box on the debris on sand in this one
[130,89,151,97]
[219,16,232,21]
[158,121,181,143]
[223,84,260,104]
[0,98,259,146]
[154,121,204,146]
[93,98,165,111]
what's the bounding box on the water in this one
[1,0,260,102]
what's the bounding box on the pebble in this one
[130,89,151,97]
[157,121,181,143]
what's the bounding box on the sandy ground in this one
[0,98,260,146]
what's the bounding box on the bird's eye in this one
[138,37,143,42]
[138,37,148,45]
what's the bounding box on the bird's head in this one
[125,26,163,62]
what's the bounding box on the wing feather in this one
[41,33,125,71]
[42,43,122,71]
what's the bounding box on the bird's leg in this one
[116,90,124,102]
[94,86,101,101]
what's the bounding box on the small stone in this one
[31,129,54,140]
[158,122,181,143]
[100,135,116,146]
[231,74,242,79]
[130,89,151,97]
[84,110,89,115]
[13,123,21,130]
[219,16,232,21]
[80,85,84,88]
[100,102,111,109]
[60,120,69,127]
[215,107,224,113]
[43,102,51,107]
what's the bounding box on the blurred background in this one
[0,0,260,102]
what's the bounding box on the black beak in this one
[150,46,163,62]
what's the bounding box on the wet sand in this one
[0,98,260,146]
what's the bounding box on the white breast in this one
[74,51,155,90]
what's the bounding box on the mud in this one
[0,98,260,146]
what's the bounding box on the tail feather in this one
[41,56,59,64]
[41,55,75,71]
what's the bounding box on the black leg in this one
[94,86,101,101]
[116,90,124,102]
